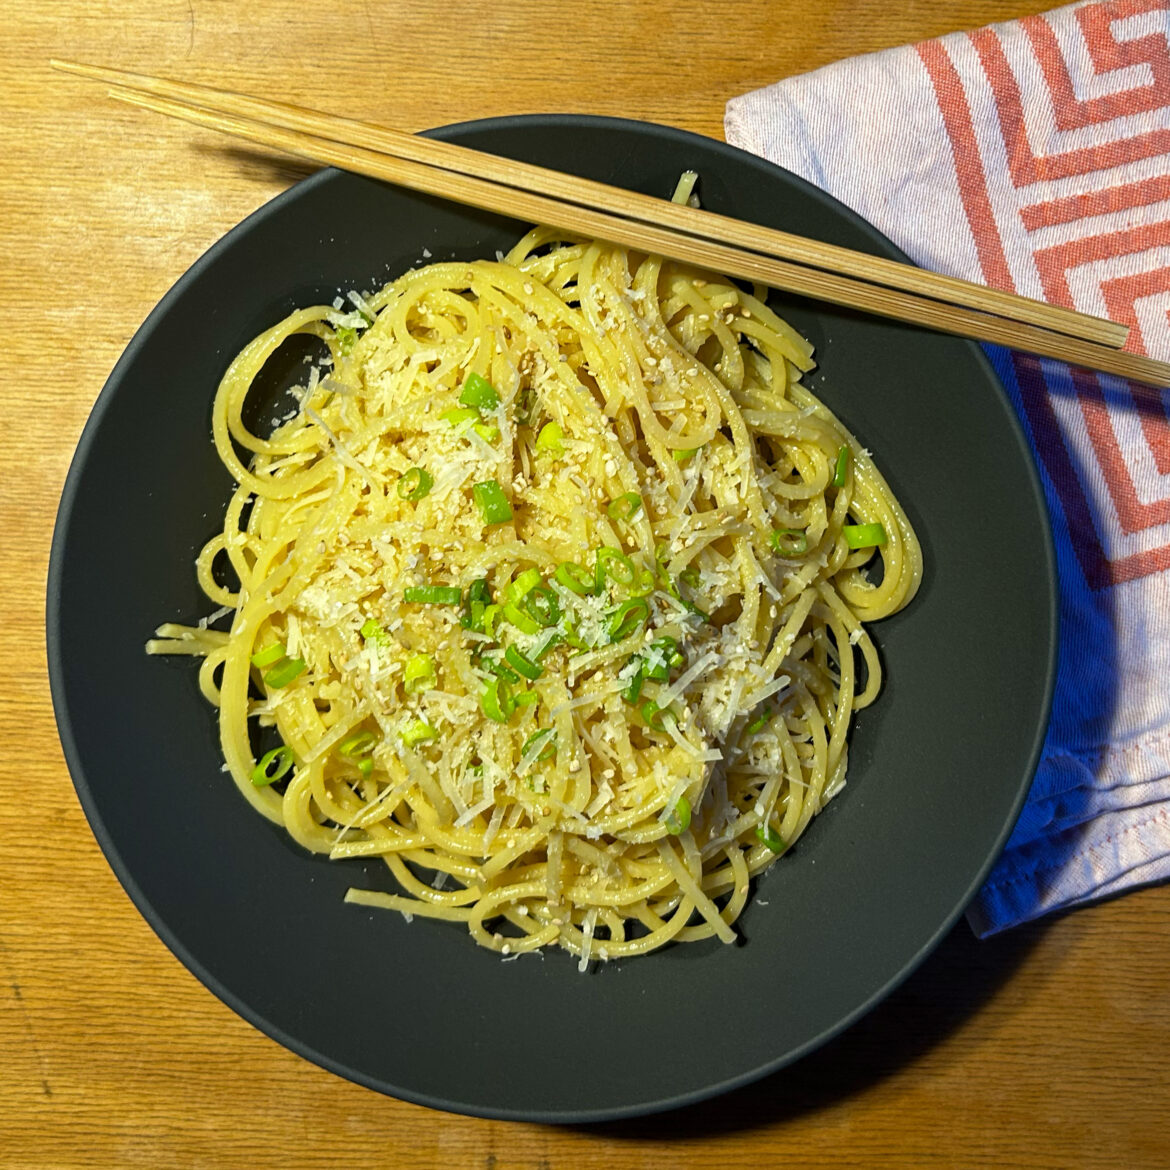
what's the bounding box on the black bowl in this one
[47,115,1057,1121]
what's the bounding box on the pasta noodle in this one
[149,181,921,967]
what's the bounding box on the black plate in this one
[47,115,1057,1122]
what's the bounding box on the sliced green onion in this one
[400,719,437,747]
[472,422,499,443]
[843,522,888,549]
[536,421,564,455]
[756,823,787,853]
[357,757,374,778]
[513,689,539,708]
[522,585,561,628]
[607,492,643,522]
[554,561,596,596]
[481,654,520,684]
[679,566,701,588]
[672,447,699,463]
[608,597,650,642]
[360,618,389,644]
[403,584,462,605]
[531,630,561,661]
[771,528,809,556]
[442,406,479,427]
[832,444,850,488]
[596,546,636,588]
[397,466,433,501]
[508,568,542,601]
[334,325,358,354]
[745,707,774,735]
[264,657,306,688]
[472,479,513,525]
[502,600,540,635]
[403,653,437,693]
[620,665,644,704]
[632,567,657,597]
[459,371,500,411]
[461,578,493,632]
[522,728,556,763]
[480,677,513,723]
[640,699,675,732]
[250,642,286,668]
[251,745,295,787]
[665,796,691,835]
[338,730,376,758]
[481,603,501,636]
[643,637,684,680]
[505,644,543,681]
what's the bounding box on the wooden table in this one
[4,1,1169,1165]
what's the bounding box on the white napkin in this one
[725,0,1170,934]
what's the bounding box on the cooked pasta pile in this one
[149,181,921,966]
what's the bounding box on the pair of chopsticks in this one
[52,59,1170,389]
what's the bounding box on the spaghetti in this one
[149,182,921,966]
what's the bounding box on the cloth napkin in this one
[725,0,1170,935]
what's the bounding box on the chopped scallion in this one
[468,579,493,605]
[458,371,500,411]
[400,719,437,747]
[360,618,389,645]
[403,585,462,606]
[522,728,556,763]
[264,657,306,688]
[595,546,636,588]
[250,745,295,787]
[481,653,520,684]
[442,406,480,427]
[771,528,809,556]
[397,466,433,501]
[338,730,376,758]
[505,644,543,681]
[607,492,643,522]
[513,689,538,708]
[746,707,773,735]
[756,823,786,853]
[250,642,286,669]
[472,479,513,525]
[665,796,691,835]
[843,522,888,549]
[640,699,675,732]
[522,584,561,628]
[672,447,699,463]
[620,665,644,704]
[403,653,437,694]
[507,568,542,601]
[480,677,512,723]
[502,601,540,635]
[832,444,850,488]
[608,597,650,642]
[472,422,499,443]
[536,421,564,455]
[643,637,684,680]
[554,561,596,596]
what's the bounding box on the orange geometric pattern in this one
[916,0,1170,588]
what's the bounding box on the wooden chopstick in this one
[52,62,1170,388]
[52,58,1125,351]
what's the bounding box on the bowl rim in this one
[46,111,1059,1122]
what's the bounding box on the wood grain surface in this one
[3,2,1168,1166]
